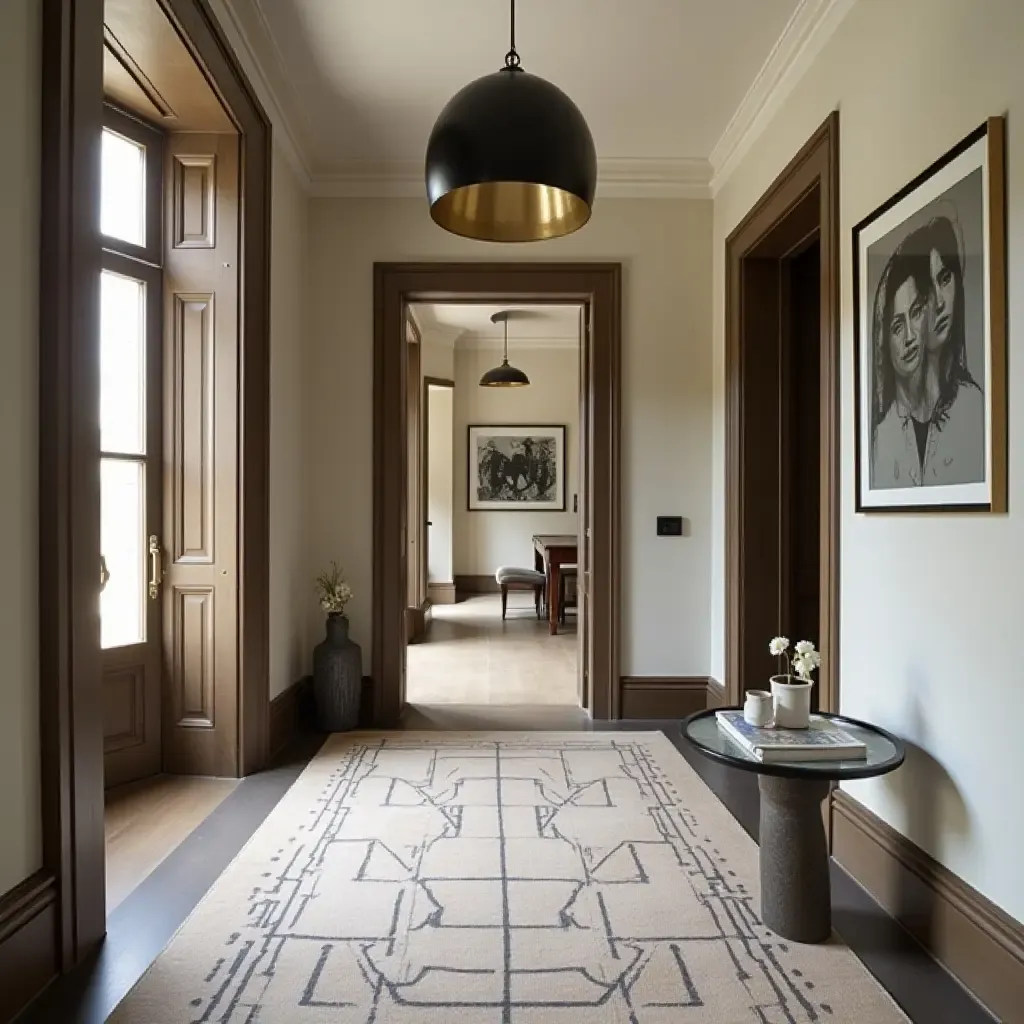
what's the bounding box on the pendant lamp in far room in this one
[425,0,597,242]
[480,311,530,387]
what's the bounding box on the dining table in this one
[532,534,578,635]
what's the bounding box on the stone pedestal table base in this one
[757,775,832,943]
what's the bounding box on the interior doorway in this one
[373,263,621,726]
[724,113,840,714]
[403,302,585,710]
[783,239,822,659]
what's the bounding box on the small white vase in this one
[743,689,775,727]
[770,674,813,729]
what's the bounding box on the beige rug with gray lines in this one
[111,732,908,1023]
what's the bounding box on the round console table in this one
[681,708,905,943]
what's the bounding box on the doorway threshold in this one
[401,703,592,731]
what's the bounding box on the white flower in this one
[795,640,816,656]
[793,651,820,680]
[315,561,353,615]
[769,637,789,657]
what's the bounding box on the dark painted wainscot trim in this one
[832,790,1024,1023]
[269,676,377,756]
[706,677,726,708]
[454,574,502,597]
[0,871,58,1021]
[268,677,314,760]
[619,676,722,720]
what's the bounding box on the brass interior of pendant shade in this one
[430,181,592,243]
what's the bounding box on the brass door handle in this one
[148,535,164,599]
[100,555,110,592]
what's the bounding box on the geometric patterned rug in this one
[110,732,909,1023]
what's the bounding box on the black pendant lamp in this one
[480,311,530,387]
[425,0,597,243]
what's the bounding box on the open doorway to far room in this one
[373,262,621,728]
[405,302,584,709]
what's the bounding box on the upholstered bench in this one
[494,566,546,620]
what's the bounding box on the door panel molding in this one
[171,153,216,248]
[170,585,216,728]
[102,665,146,754]
[170,291,215,563]
[373,263,621,724]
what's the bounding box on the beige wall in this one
[304,198,714,676]
[421,335,455,381]
[710,0,1024,922]
[268,145,310,698]
[453,344,580,576]
[0,0,41,895]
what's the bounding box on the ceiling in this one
[104,0,234,132]
[228,0,835,194]
[411,303,582,347]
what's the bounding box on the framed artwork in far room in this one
[468,424,566,511]
[853,117,1007,513]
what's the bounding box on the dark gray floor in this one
[18,718,994,1023]
[19,734,325,1024]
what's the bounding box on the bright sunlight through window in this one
[100,270,147,649]
[101,129,146,246]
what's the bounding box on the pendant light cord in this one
[503,317,510,363]
[504,0,521,68]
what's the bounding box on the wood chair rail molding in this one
[373,262,621,725]
[724,112,840,714]
[25,0,273,1012]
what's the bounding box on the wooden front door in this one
[100,116,166,789]
[100,125,243,783]
[160,133,241,777]
[100,255,166,787]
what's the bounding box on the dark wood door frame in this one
[724,112,840,714]
[34,0,272,986]
[373,263,621,724]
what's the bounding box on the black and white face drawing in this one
[865,169,986,492]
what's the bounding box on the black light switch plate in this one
[657,516,683,536]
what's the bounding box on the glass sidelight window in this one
[101,130,146,248]
[99,270,149,649]
[98,107,163,652]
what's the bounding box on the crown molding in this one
[418,324,464,349]
[308,161,422,199]
[209,0,314,186]
[597,158,711,199]
[212,0,848,202]
[709,0,856,195]
[308,157,712,200]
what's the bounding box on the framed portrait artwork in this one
[467,424,566,511]
[853,117,1007,512]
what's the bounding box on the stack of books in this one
[716,710,867,762]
